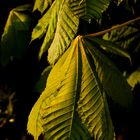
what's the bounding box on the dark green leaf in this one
[103,25,140,51]
[31,1,56,41]
[33,66,52,93]
[69,0,111,21]
[86,36,131,62]
[84,38,133,109]
[0,5,32,66]
[38,0,61,59]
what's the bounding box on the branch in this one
[84,16,140,37]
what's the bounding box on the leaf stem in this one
[84,16,140,37]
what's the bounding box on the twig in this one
[84,16,140,37]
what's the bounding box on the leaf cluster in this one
[0,0,140,140]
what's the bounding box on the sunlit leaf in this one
[77,37,115,140]
[28,38,91,140]
[32,0,79,64]
[33,0,112,64]
[28,36,115,140]
[47,1,79,64]
[127,67,140,89]
[33,0,54,14]
[69,0,111,21]
[0,5,32,66]
[31,1,56,41]
[38,0,62,59]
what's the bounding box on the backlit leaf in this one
[33,0,54,14]
[47,1,79,64]
[31,1,56,41]
[33,0,79,64]
[127,67,140,89]
[38,0,62,59]
[34,0,112,64]
[28,36,115,140]
[77,37,115,140]
[28,37,91,140]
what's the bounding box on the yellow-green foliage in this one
[28,36,132,140]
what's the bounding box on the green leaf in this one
[77,37,115,140]
[31,1,56,41]
[38,0,62,59]
[33,0,111,64]
[28,37,91,140]
[69,0,111,21]
[0,5,32,66]
[103,25,140,51]
[86,36,131,62]
[35,0,112,64]
[47,1,79,64]
[84,38,133,109]
[28,36,115,140]
[127,67,140,89]
[33,66,52,93]
[33,0,79,64]
[33,0,54,14]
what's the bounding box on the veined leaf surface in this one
[28,36,115,140]
[103,25,140,51]
[31,1,56,41]
[83,37,133,109]
[33,0,54,14]
[48,1,79,64]
[69,0,111,21]
[86,36,131,61]
[77,37,114,140]
[33,0,79,64]
[38,0,61,59]
[28,38,90,140]
[47,0,111,63]
[34,0,111,64]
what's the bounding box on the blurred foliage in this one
[0,85,15,128]
[0,4,32,66]
[127,67,140,89]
